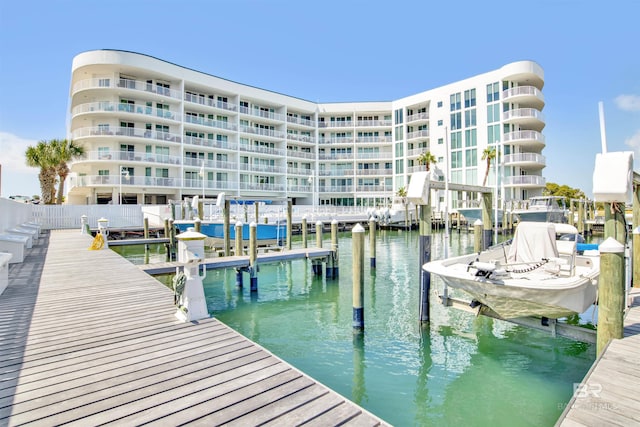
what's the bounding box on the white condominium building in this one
[67,50,546,207]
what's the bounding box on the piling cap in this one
[250,221,257,228]
[353,223,365,233]
[634,226,640,235]
[599,237,625,253]
[316,220,323,226]
[97,217,109,226]
[235,221,243,227]
[176,229,206,241]
[474,219,483,226]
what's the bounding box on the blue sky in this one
[1,0,639,198]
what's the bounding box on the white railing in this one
[503,108,545,122]
[503,130,546,145]
[503,175,546,186]
[30,205,144,230]
[503,153,546,165]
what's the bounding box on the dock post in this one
[198,200,204,220]
[597,237,625,356]
[194,218,201,233]
[97,217,109,249]
[170,202,176,221]
[223,199,231,257]
[249,222,258,292]
[481,192,492,249]
[368,218,376,268]
[174,228,209,322]
[569,200,575,227]
[235,268,243,288]
[578,198,585,235]
[313,221,324,276]
[302,216,308,248]
[474,219,483,254]
[255,202,259,223]
[169,219,176,251]
[330,219,339,279]
[286,199,292,250]
[143,217,149,239]
[352,223,365,331]
[163,218,171,261]
[81,215,89,235]
[419,199,432,323]
[235,221,243,256]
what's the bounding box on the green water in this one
[114,230,595,426]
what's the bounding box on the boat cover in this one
[507,222,558,263]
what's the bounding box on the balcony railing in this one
[72,126,182,143]
[72,102,181,121]
[407,130,429,140]
[184,136,238,151]
[239,125,285,139]
[286,150,315,159]
[184,115,238,132]
[502,86,544,103]
[184,94,238,112]
[503,153,546,166]
[239,144,286,157]
[83,150,181,165]
[319,185,354,192]
[80,175,181,188]
[286,133,315,143]
[287,167,314,176]
[318,137,353,145]
[72,78,182,100]
[503,130,546,145]
[503,175,546,186]
[354,136,392,144]
[239,182,286,192]
[239,106,286,122]
[503,108,545,123]
[407,112,429,122]
[318,121,353,128]
[286,116,315,127]
[356,151,391,159]
[319,152,354,160]
[287,184,313,192]
[239,163,286,174]
[355,120,392,127]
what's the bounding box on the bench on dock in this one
[0,252,11,295]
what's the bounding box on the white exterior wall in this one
[67,50,545,208]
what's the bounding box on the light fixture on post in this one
[119,166,129,205]
[308,174,315,213]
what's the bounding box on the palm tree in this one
[481,147,497,187]
[50,139,84,204]
[417,151,437,171]
[25,141,57,204]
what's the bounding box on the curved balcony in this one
[77,175,181,188]
[183,158,237,170]
[502,86,545,109]
[407,112,429,123]
[502,108,545,131]
[72,102,181,123]
[72,126,182,144]
[407,130,429,141]
[503,175,546,188]
[71,78,182,101]
[500,61,544,89]
[81,150,181,165]
[503,153,546,169]
[503,130,545,150]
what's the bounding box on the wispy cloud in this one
[624,130,640,157]
[614,94,640,112]
[0,132,39,174]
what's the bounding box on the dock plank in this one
[0,230,387,426]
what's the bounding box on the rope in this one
[506,258,550,274]
[89,233,104,250]
[173,271,187,305]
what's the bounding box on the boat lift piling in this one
[249,222,258,292]
[329,219,339,279]
[286,200,292,250]
[352,223,365,331]
[369,218,377,268]
[302,217,308,248]
[313,221,323,276]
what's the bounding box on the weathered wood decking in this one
[557,288,640,426]
[0,230,387,426]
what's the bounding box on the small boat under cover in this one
[423,222,599,319]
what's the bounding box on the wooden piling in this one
[198,200,204,220]
[143,217,149,239]
[223,199,231,257]
[369,218,376,268]
[249,222,258,292]
[235,221,243,256]
[194,218,201,233]
[634,183,640,288]
[255,202,259,223]
[302,216,308,248]
[352,223,365,331]
[330,219,339,279]
[481,192,492,249]
[313,221,324,276]
[474,219,483,254]
[286,200,292,250]
[418,196,432,323]
[578,198,585,235]
[597,237,625,356]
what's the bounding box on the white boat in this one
[512,196,568,223]
[423,222,599,319]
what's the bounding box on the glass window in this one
[395,126,403,141]
[437,101,443,108]
[394,108,403,124]
[450,131,462,149]
[487,104,501,123]
[438,138,444,145]
[488,124,500,144]
[464,89,476,108]
[451,151,462,169]
[450,112,462,130]
[395,159,404,173]
[395,142,404,156]
[465,109,476,127]
[465,149,477,167]
[437,120,443,126]
[487,82,500,102]
[450,93,461,111]
[465,129,477,147]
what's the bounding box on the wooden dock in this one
[556,288,640,426]
[0,230,387,426]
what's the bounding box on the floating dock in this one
[0,230,387,426]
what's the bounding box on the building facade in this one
[67,50,546,208]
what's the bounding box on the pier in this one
[556,288,640,426]
[0,230,386,426]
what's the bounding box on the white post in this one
[97,217,109,249]
[175,228,209,322]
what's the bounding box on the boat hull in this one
[424,252,599,319]
[174,221,286,241]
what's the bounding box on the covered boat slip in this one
[0,230,386,426]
